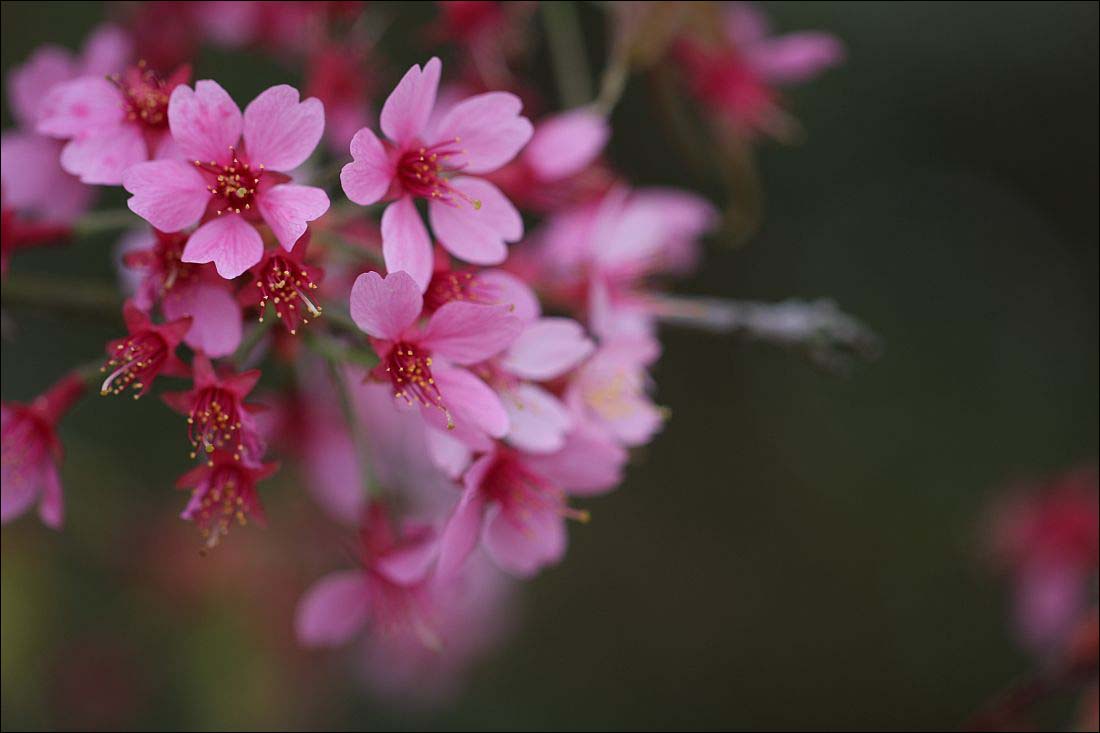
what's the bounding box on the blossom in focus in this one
[349,270,521,441]
[100,301,191,399]
[987,466,1099,655]
[341,57,532,290]
[37,62,192,185]
[1,372,86,528]
[161,354,265,462]
[240,233,324,335]
[122,81,329,279]
[176,448,278,548]
[674,2,844,138]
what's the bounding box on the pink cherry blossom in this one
[438,428,626,577]
[1,372,86,528]
[565,337,664,448]
[240,233,323,335]
[176,448,278,548]
[349,270,522,441]
[341,57,532,290]
[37,63,192,185]
[122,81,330,279]
[100,301,191,399]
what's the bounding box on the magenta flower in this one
[240,234,323,335]
[1,372,86,528]
[37,62,192,185]
[100,301,191,399]
[162,354,265,462]
[176,448,278,548]
[350,270,521,440]
[438,428,626,577]
[122,81,330,279]
[340,57,532,290]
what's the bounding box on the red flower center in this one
[254,255,322,334]
[384,341,451,423]
[191,466,257,547]
[186,388,245,459]
[193,148,265,215]
[113,62,173,130]
[396,139,480,208]
[100,331,168,398]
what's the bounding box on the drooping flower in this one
[162,354,265,462]
[341,57,532,290]
[349,270,521,441]
[1,372,86,528]
[438,427,626,577]
[37,62,192,185]
[176,448,277,548]
[122,81,329,279]
[121,228,243,357]
[674,2,844,138]
[100,301,191,399]
[240,233,323,334]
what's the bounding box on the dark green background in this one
[2,2,1097,729]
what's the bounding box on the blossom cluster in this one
[1,2,846,704]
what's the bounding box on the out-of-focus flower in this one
[305,44,375,155]
[100,301,191,399]
[176,448,278,547]
[241,234,324,335]
[565,337,664,448]
[1,372,86,528]
[122,82,329,279]
[349,270,521,442]
[674,2,844,139]
[341,57,532,290]
[37,62,192,185]
[987,466,1099,655]
[162,354,265,462]
[122,228,243,357]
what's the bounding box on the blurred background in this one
[2,1,1097,730]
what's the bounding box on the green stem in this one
[542,1,593,108]
[1,274,121,316]
[73,209,137,236]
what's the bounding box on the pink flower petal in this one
[476,270,541,322]
[242,84,325,171]
[257,183,330,251]
[37,462,64,529]
[420,302,522,365]
[431,364,510,439]
[425,426,473,479]
[483,502,566,577]
[725,3,771,47]
[168,80,243,165]
[434,91,533,174]
[523,109,608,182]
[349,270,423,341]
[295,571,370,647]
[79,23,132,77]
[182,214,264,279]
[437,464,490,577]
[1,458,41,524]
[36,77,125,138]
[524,421,627,496]
[747,33,845,85]
[375,534,439,586]
[503,383,572,454]
[501,317,594,381]
[122,159,209,232]
[341,126,395,205]
[1,132,91,223]
[59,123,146,185]
[381,196,433,292]
[380,57,441,145]
[8,46,77,127]
[163,279,243,358]
[428,177,521,265]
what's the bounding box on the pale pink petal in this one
[483,503,566,577]
[437,462,490,577]
[257,183,330,251]
[168,80,243,164]
[1,462,40,524]
[425,426,472,479]
[380,57,441,145]
[524,421,627,496]
[8,46,77,127]
[375,534,439,586]
[746,33,845,85]
[242,85,325,171]
[420,302,521,365]
[122,159,209,232]
[503,384,572,454]
[182,214,264,279]
[725,2,771,47]
[1016,560,1085,652]
[59,123,147,185]
[163,279,243,357]
[79,23,132,77]
[341,126,395,205]
[349,270,423,340]
[1,132,91,223]
[431,364,510,439]
[433,92,533,174]
[37,462,64,529]
[501,317,594,381]
[381,197,433,291]
[36,77,126,138]
[302,417,366,525]
[295,571,370,647]
[476,270,540,322]
[523,109,608,182]
[428,177,521,265]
